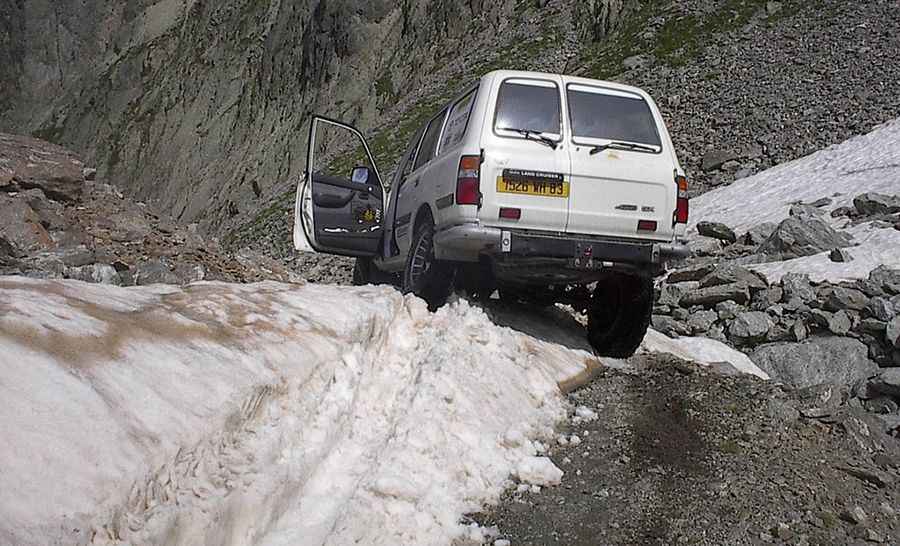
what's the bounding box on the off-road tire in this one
[587,273,653,358]
[352,257,395,286]
[403,220,454,311]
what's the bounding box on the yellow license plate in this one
[496,170,569,198]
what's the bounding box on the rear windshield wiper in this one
[500,127,558,150]
[589,141,659,155]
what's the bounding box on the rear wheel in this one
[587,273,652,358]
[403,219,454,311]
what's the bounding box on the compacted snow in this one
[689,117,900,283]
[0,277,593,546]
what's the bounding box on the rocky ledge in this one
[0,133,301,285]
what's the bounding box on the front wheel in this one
[587,273,653,358]
[402,220,454,311]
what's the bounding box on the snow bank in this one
[0,277,595,546]
[689,117,900,282]
[641,330,770,380]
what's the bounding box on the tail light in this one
[456,155,481,205]
[637,220,657,232]
[499,207,521,220]
[674,175,689,224]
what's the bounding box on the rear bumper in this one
[433,223,689,265]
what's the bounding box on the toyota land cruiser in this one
[294,70,689,357]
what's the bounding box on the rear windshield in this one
[494,80,561,136]
[567,85,661,148]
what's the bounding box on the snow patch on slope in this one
[0,278,591,546]
[689,117,900,282]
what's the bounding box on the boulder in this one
[680,283,751,308]
[668,264,716,283]
[687,237,723,257]
[701,150,742,172]
[823,287,869,312]
[66,264,121,285]
[698,264,767,291]
[687,310,718,334]
[869,266,900,295]
[657,281,698,307]
[868,369,900,398]
[696,221,737,243]
[853,193,900,216]
[829,248,853,263]
[827,310,852,336]
[0,132,84,201]
[781,273,816,303]
[887,317,900,348]
[749,337,879,389]
[0,195,54,253]
[716,300,743,321]
[758,216,853,260]
[741,222,777,246]
[728,311,773,345]
[652,315,691,337]
[133,260,181,285]
[865,298,895,321]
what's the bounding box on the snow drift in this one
[689,117,900,283]
[0,277,598,546]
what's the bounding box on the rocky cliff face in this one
[0,0,634,237]
[3,0,900,264]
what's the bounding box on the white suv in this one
[294,70,689,356]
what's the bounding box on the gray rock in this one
[758,216,853,259]
[728,311,773,345]
[827,310,852,336]
[766,1,783,16]
[887,317,900,348]
[823,287,869,312]
[657,281,698,306]
[791,320,808,342]
[652,315,691,337]
[892,295,900,313]
[66,263,121,285]
[133,260,181,285]
[668,264,716,283]
[696,221,737,243]
[680,283,751,308]
[698,265,767,291]
[701,150,742,172]
[766,324,792,342]
[623,54,652,70]
[829,248,853,263]
[808,308,833,329]
[807,197,833,208]
[869,369,900,398]
[789,203,824,219]
[687,237,723,257]
[869,266,900,295]
[781,273,816,302]
[734,167,754,180]
[672,307,689,321]
[853,192,900,216]
[859,319,887,334]
[865,298,895,321]
[750,337,879,389]
[716,300,743,321]
[687,310,718,334]
[741,222,777,246]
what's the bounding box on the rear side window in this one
[438,89,477,153]
[413,108,448,171]
[567,85,662,147]
[494,80,561,136]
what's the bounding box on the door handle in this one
[413,178,419,188]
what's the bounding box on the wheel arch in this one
[412,203,436,235]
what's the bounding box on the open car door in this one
[294,116,385,257]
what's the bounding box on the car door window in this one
[438,89,477,154]
[413,108,448,171]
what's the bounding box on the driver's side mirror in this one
[351,166,370,185]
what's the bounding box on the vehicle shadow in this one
[476,298,595,353]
